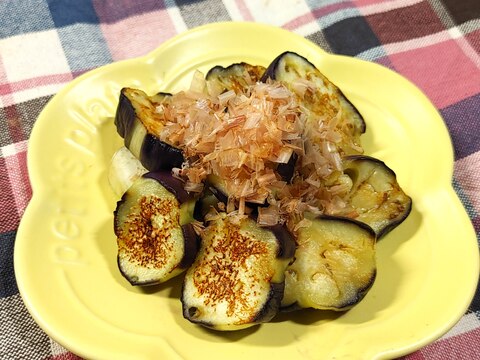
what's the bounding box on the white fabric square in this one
[0,30,70,83]
[243,0,311,26]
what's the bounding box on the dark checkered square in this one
[176,0,230,29]
[0,106,12,147]
[0,231,18,299]
[366,1,444,43]
[15,96,52,141]
[57,25,112,72]
[441,94,480,159]
[0,157,21,233]
[0,295,51,359]
[323,16,381,56]
[92,0,165,24]
[442,0,480,24]
[306,30,332,53]
[47,0,99,27]
[0,0,54,39]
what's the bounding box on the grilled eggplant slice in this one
[338,155,412,238]
[182,214,295,330]
[282,215,376,311]
[206,62,266,94]
[114,172,198,286]
[262,51,365,155]
[114,88,184,171]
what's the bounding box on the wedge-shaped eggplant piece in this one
[182,214,295,330]
[206,62,266,94]
[114,88,184,171]
[114,172,198,286]
[262,51,365,155]
[282,215,376,311]
[340,155,412,238]
[108,146,148,197]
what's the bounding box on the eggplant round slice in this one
[114,88,184,171]
[261,51,365,155]
[182,214,295,330]
[282,215,376,311]
[114,172,198,286]
[205,62,266,95]
[339,155,412,239]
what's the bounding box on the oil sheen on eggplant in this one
[261,51,365,156]
[114,88,184,171]
[114,172,198,286]
[282,215,376,311]
[182,213,295,330]
[337,155,412,238]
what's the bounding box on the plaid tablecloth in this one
[1,1,479,359]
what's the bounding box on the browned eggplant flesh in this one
[336,155,412,238]
[205,62,266,95]
[114,172,198,286]
[262,51,365,156]
[182,214,295,330]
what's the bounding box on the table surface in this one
[1,1,479,359]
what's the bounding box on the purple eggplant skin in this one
[139,133,184,172]
[261,51,366,134]
[276,152,297,183]
[251,282,285,323]
[342,155,412,239]
[114,89,134,138]
[142,171,192,204]
[178,223,200,269]
[114,88,184,172]
[263,224,296,260]
[205,182,228,206]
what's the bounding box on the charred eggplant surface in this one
[282,215,376,311]
[262,51,365,155]
[182,214,295,330]
[206,62,266,94]
[114,88,183,171]
[114,172,198,286]
[339,155,412,238]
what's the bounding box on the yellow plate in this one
[15,22,479,360]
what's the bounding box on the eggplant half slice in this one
[282,215,376,311]
[338,155,412,239]
[114,88,184,171]
[182,214,295,330]
[114,171,198,286]
[261,51,365,155]
[206,62,266,94]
